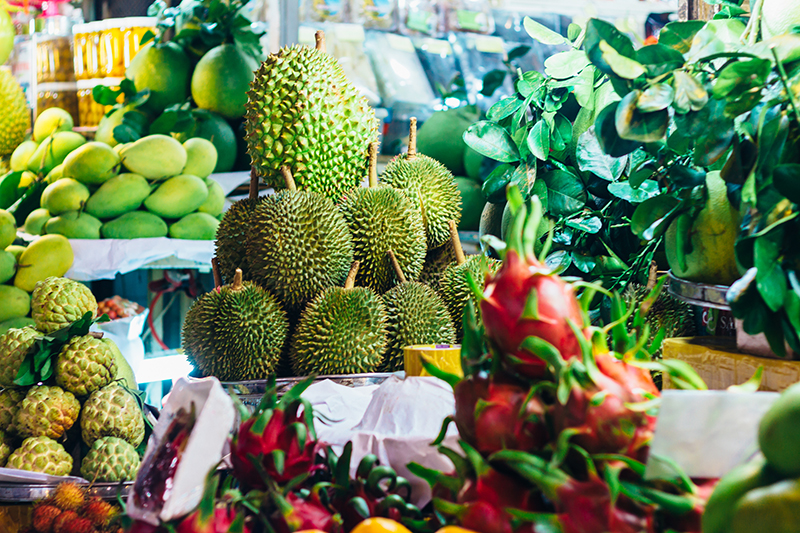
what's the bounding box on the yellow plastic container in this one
[404,344,462,377]
[37,82,79,124]
[99,17,157,77]
[77,78,118,127]
[36,34,73,83]
[72,23,90,80]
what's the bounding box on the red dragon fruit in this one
[454,374,548,455]
[231,377,321,489]
[480,198,585,378]
[272,491,342,533]
[553,351,659,458]
[176,507,250,533]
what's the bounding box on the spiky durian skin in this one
[215,197,266,284]
[183,282,289,381]
[247,189,354,313]
[244,45,378,202]
[338,187,426,294]
[0,69,30,156]
[623,283,695,357]
[290,286,387,376]
[381,282,456,371]
[381,154,462,250]
[440,255,501,340]
[419,241,456,292]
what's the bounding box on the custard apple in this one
[55,335,116,396]
[31,277,98,333]
[14,386,80,439]
[80,436,140,482]
[0,327,38,387]
[0,388,25,431]
[81,383,145,447]
[6,436,73,476]
[0,430,15,466]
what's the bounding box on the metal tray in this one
[668,271,731,311]
[222,373,397,408]
[0,481,131,503]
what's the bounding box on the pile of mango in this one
[4,107,225,241]
[703,382,800,533]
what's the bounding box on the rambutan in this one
[61,517,96,533]
[54,483,86,511]
[32,504,61,532]
[52,511,79,533]
[82,498,118,527]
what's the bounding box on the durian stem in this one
[449,220,466,265]
[345,261,360,290]
[89,332,104,339]
[212,257,222,288]
[407,117,418,160]
[249,168,259,200]
[315,31,327,53]
[368,142,378,188]
[646,260,658,291]
[233,268,243,290]
[387,250,407,284]
[281,166,297,191]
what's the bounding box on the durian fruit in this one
[245,31,377,202]
[14,386,80,439]
[440,222,501,340]
[0,388,24,430]
[80,436,141,482]
[80,383,145,447]
[183,268,289,381]
[0,67,31,156]
[215,171,266,284]
[0,430,13,465]
[381,250,456,371]
[290,261,388,375]
[381,118,462,250]
[6,436,73,476]
[0,327,38,387]
[55,334,116,396]
[31,277,98,334]
[419,239,456,292]
[623,280,695,357]
[339,143,426,294]
[247,167,354,314]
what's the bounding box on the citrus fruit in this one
[665,170,740,285]
[179,111,237,173]
[455,176,485,231]
[761,0,800,38]
[759,382,800,476]
[126,42,191,114]
[191,44,258,119]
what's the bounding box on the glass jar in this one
[86,21,102,80]
[121,17,157,70]
[72,23,90,80]
[36,34,74,83]
[76,78,119,127]
[37,82,79,123]
[99,17,157,78]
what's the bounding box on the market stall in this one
[1,0,800,531]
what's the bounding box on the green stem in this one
[744,0,763,46]
[771,46,800,126]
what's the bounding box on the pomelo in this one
[126,42,191,114]
[190,44,258,120]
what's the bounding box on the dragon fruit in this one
[454,373,548,455]
[176,507,250,533]
[271,491,342,533]
[480,197,585,378]
[231,377,320,489]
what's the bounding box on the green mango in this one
[23,208,51,235]
[0,249,15,283]
[144,174,208,219]
[169,212,220,240]
[62,141,120,185]
[732,479,800,533]
[0,317,36,336]
[10,140,39,171]
[41,178,90,215]
[0,209,14,249]
[703,456,779,533]
[759,382,800,476]
[197,179,224,217]
[14,234,74,292]
[0,285,30,321]
[182,137,217,178]
[45,211,102,239]
[101,211,168,239]
[120,135,187,181]
[45,163,64,183]
[33,107,73,142]
[27,131,86,176]
[5,244,25,262]
[85,174,152,219]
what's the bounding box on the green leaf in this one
[550,113,572,153]
[691,99,735,166]
[595,102,641,158]
[523,16,567,45]
[576,127,627,181]
[516,71,544,99]
[566,216,602,233]
[508,44,532,61]
[755,231,787,313]
[542,169,587,216]
[637,83,674,112]
[528,121,550,161]
[572,252,597,273]
[545,250,573,274]
[631,195,679,240]
[481,70,507,97]
[658,20,706,53]
[482,163,515,203]
[608,180,661,204]
[463,121,520,163]
[585,19,636,76]
[615,91,669,143]
[636,44,685,77]
[773,164,800,204]
[712,58,771,99]
[544,50,591,79]
[599,40,645,79]
[0,171,23,210]
[92,84,122,106]
[672,71,709,114]
[488,97,524,121]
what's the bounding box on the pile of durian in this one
[181,32,500,380]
